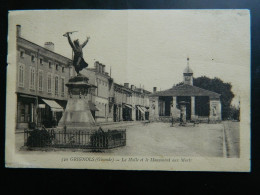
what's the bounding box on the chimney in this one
[153,87,157,93]
[95,61,99,71]
[102,65,105,74]
[99,64,102,73]
[16,25,21,37]
[131,85,135,90]
[44,42,54,52]
[124,83,129,88]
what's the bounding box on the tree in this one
[229,105,240,121]
[176,76,235,119]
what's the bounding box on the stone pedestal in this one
[179,101,189,125]
[209,98,222,122]
[149,97,159,121]
[171,96,180,119]
[58,76,97,129]
[180,104,187,124]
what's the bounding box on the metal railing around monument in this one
[24,128,126,149]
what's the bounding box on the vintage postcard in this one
[5,10,250,171]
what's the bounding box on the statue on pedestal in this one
[179,101,189,126]
[58,32,96,130]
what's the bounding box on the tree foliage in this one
[176,76,235,119]
[194,76,234,119]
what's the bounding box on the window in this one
[38,70,43,91]
[18,63,24,87]
[61,77,65,97]
[29,67,35,90]
[47,73,52,93]
[49,61,52,69]
[56,64,59,71]
[40,58,43,65]
[31,54,35,62]
[62,67,65,73]
[55,76,59,96]
[20,50,24,58]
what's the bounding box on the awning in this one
[88,101,99,111]
[42,99,64,112]
[124,104,133,109]
[95,105,102,111]
[140,105,149,112]
[19,94,37,99]
[137,106,145,114]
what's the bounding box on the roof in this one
[150,84,220,98]
[114,83,151,94]
[183,65,193,74]
[114,83,132,94]
[18,37,72,62]
[134,88,152,94]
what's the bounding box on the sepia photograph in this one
[5,10,250,171]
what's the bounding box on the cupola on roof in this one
[183,57,193,74]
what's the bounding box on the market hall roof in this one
[149,84,220,98]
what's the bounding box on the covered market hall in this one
[149,58,222,122]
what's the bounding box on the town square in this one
[5,10,250,171]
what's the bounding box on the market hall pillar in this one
[191,96,196,120]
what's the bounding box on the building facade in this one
[15,25,152,129]
[80,61,114,122]
[16,25,72,129]
[149,58,222,122]
[113,83,151,122]
[113,83,133,122]
[134,87,151,121]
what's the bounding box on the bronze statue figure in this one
[64,32,90,75]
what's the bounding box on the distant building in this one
[113,83,151,122]
[16,25,72,129]
[113,83,133,121]
[149,58,222,122]
[81,61,114,122]
[132,87,151,121]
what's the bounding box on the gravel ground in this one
[110,122,224,157]
[15,122,225,157]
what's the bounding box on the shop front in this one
[39,98,64,128]
[136,105,145,121]
[16,94,37,129]
[122,103,133,121]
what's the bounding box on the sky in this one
[9,10,250,105]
